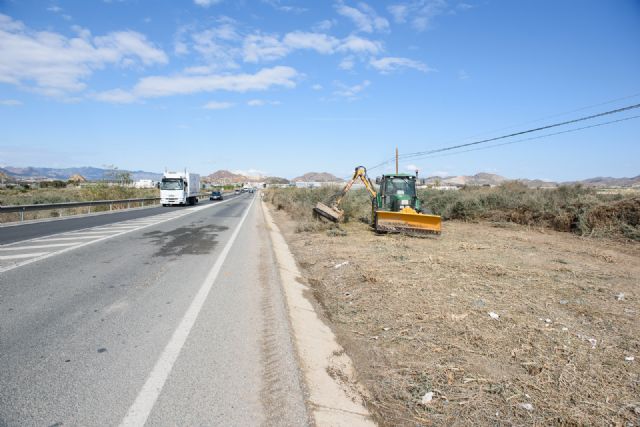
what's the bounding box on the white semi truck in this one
[160,171,200,206]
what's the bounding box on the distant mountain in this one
[293,172,343,182]
[421,173,508,187]
[0,166,162,181]
[204,170,247,183]
[563,175,640,188]
[419,172,640,188]
[264,176,290,185]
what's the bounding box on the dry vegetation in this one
[0,185,159,222]
[265,183,640,241]
[265,186,640,426]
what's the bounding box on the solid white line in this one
[0,242,77,250]
[119,196,256,427]
[0,252,49,260]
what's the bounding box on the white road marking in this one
[32,235,111,242]
[0,242,77,251]
[66,230,122,235]
[0,252,49,260]
[0,196,243,274]
[119,196,255,427]
[91,226,140,231]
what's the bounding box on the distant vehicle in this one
[209,191,223,201]
[234,189,241,194]
[248,188,255,193]
[160,170,200,206]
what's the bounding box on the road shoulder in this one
[261,200,375,427]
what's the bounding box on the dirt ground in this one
[270,208,640,426]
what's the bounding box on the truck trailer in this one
[160,171,200,206]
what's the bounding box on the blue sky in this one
[0,0,639,180]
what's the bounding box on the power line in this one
[414,114,640,161]
[431,91,640,145]
[366,102,640,171]
[401,103,640,159]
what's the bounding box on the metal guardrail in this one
[0,193,214,222]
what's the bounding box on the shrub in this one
[266,185,640,241]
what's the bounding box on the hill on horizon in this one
[0,166,161,181]
[292,172,343,182]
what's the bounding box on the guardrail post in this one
[20,207,25,222]
[88,206,91,214]
[127,201,130,209]
[141,200,144,208]
[110,203,113,211]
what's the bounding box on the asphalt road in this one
[0,194,242,246]
[0,193,310,426]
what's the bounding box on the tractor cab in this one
[378,174,421,213]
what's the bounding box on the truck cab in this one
[160,171,200,206]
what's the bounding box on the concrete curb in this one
[261,201,375,427]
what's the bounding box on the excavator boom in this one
[313,166,375,222]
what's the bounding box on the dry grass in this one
[0,185,159,222]
[264,184,640,241]
[271,209,640,426]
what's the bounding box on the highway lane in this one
[0,192,310,426]
[0,194,242,246]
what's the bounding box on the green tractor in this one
[313,166,442,235]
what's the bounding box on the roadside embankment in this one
[266,187,640,426]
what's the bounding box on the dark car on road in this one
[209,191,223,201]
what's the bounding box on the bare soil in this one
[271,209,640,426]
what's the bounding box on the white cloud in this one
[243,33,289,62]
[388,4,409,22]
[190,21,241,69]
[247,99,280,106]
[194,0,223,7]
[282,31,338,54]
[333,80,370,100]
[0,14,167,97]
[312,84,323,90]
[339,56,355,70]
[335,1,389,33]
[337,35,383,55]
[261,0,307,13]
[203,100,234,109]
[458,69,469,80]
[406,164,419,172]
[313,19,336,32]
[47,6,63,13]
[133,65,298,98]
[242,31,380,63]
[0,99,22,106]
[370,56,431,73]
[92,88,137,103]
[388,0,448,31]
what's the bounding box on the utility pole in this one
[395,147,398,174]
